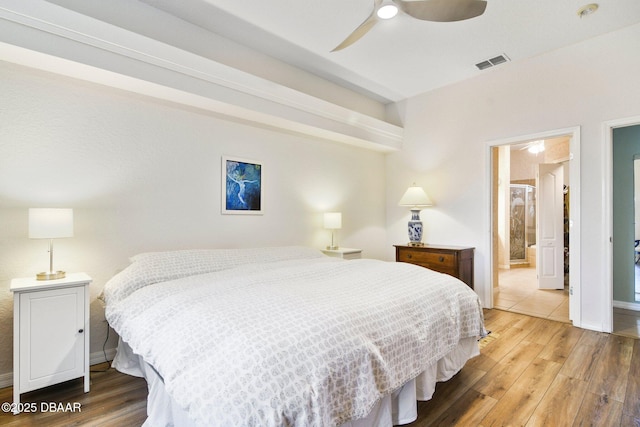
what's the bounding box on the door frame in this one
[604,115,640,333]
[485,126,581,326]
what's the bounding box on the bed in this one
[101,246,486,427]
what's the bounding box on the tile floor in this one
[494,267,569,323]
[495,266,640,339]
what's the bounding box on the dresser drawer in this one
[397,249,454,266]
[394,244,475,289]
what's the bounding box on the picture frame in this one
[222,156,263,215]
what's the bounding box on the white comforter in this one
[103,247,484,427]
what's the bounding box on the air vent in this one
[475,54,510,71]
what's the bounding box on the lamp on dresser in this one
[29,208,74,280]
[398,184,432,246]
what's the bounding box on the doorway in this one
[606,119,640,337]
[487,127,581,326]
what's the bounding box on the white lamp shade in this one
[323,212,342,229]
[398,186,433,208]
[29,208,74,239]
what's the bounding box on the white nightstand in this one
[10,273,92,413]
[321,248,362,260]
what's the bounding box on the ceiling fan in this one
[332,0,487,51]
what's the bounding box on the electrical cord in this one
[90,321,112,373]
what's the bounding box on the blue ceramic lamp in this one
[398,184,433,246]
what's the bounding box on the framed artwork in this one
[222,156,263,215]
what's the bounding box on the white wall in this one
[0,62,387,377]
[386,23,640,330]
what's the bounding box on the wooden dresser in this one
[394,244,475,289]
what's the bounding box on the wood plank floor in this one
[412,310,640,426]
[0,309,638,426]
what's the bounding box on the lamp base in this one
[326,245,339,250]
[407,242,425,247]
[36,270,66,281]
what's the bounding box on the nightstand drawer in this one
[397,249,455,267]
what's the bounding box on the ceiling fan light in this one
[377,4,398,19]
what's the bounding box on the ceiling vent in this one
[475,54,510,71]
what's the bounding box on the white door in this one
[537,163,565,289]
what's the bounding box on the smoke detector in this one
[577,3,598,18]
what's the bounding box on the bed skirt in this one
[113,338,480,427]
[113,337,479,427]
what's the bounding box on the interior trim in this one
[485,126,581,328]
[603,115,640,333]
[0,0,403,152]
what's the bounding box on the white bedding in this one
[103,246,485,427]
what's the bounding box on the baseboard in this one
[613,300,640,311]
[0,372,12,389]
[0,347,117,390]
[90,347,117,365]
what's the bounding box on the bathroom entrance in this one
[491,135,571,321]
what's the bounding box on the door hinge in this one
[569,287,573,295]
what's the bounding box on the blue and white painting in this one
[222,156,262,214]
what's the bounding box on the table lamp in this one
[398,184,432,246]
[324,212,342,250]
[29,208,74,280]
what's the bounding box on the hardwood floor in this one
[615,307,640,339]
[411,309,640,426]
[0,309,638,426]
[0,364,147,427]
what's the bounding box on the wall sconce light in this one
[323,212,342,250]
[29,208,74,280]
[398,184,433,246]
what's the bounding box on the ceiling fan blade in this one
[331,3,380,52]
[395,0,487,22]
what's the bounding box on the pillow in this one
[102,246,324,307]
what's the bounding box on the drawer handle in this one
[407,254,412,259]
[78,329,84,333]
[439,256,445,262]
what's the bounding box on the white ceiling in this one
[104,1,640,103]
